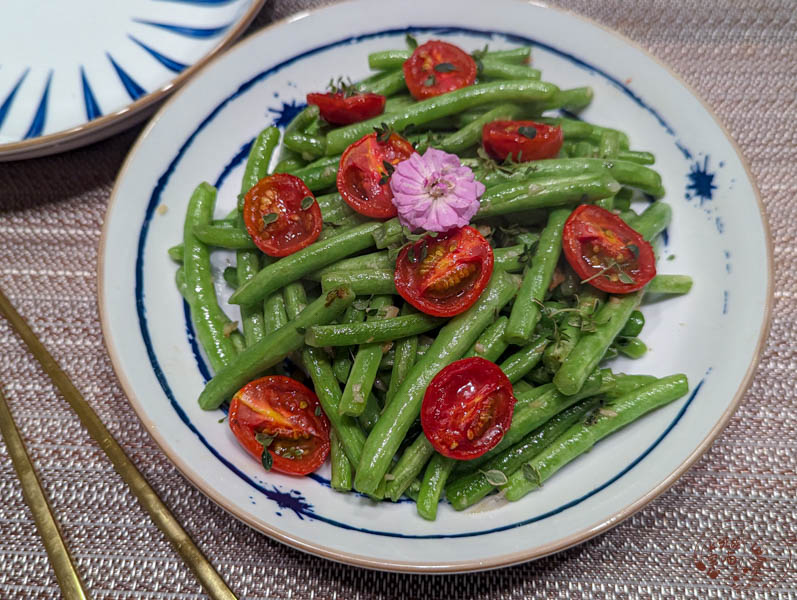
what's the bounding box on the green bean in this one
[229,220,390,305]
[168,244,184,262]
[222,266,238,289]
[372,218,405,249]
[326,80,557,156]
[569,140,596,158]
[262,293,288,335]
[505,208,570,344]
[236,251,266,346]
[197,286,354,409]
[620,310,645,337]
[332,305,366,383]
[182,183,238,372]
[415,454,455,520]
[367,47,531,70]
[282,282,308,320]
[463,315,509,361]
[617,150,655,164]
[339,296,394,417]
[314,192,357,226]
[359,393,382,433]
[384,304,419,407]
[285,162,339,192]
[384,94,416,113]
[354,270,520,494]
[480,59,541,80]
[272,156,304,173]
[613,187,634,211]
[241,126,281,195]
[483,47,533,64]
[330,430,353,492]
[320,269,397,296]
[647,274,693,295]
[284,130,326,159]
[553,292,644,396]
[306,313,443,347]
[538,117,630,149]
[192,224,257,250]
[358,69,407,96]
[513,379,535,395]
[628,202,672,241]
[543,287,604,372]
[227,330,245,353]
[475,173,620,219]
[499,336,550,383]
[175,265,188,299]
[503,375,688,501]
[606,373,657,398]
[446,397,599,510]
[436,103,523,154]
[549,87,594,113]
[491,245,527,273]
[614,336,647,359]
[384,433,434,501]
[309,251,393,281]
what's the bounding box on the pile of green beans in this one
[171,40,693,521]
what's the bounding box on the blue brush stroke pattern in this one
[128,35,187,73]
[80,67,102,120]
[107,53,146,100]
[24,71,53,139]
[133,19,231,38]
[214,137,254,189]
[0,68,29,130]
[134,26,713,538]
[268,100,306,128]
[686,156,717,205]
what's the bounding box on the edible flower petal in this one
[389,148,484,232]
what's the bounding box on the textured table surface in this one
[1,1,795,598]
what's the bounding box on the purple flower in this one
[389,147,484,232]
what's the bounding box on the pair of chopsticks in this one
[0,287,238,600]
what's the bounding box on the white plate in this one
[0,0,265,161]
[99,0,772,572]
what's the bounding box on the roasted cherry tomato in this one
[403,40,477,100]
[482,120,564,162]
[562,204,656,294]
[394,226,494,317]
[242,173,322,257]
[229,376,330,476]
[336,132,416,219]
[306,91,386,125]
[421,357,516,460]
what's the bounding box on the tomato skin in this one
[394,226,494,317]
[403,40,477,100]
[562,204,656,294]
[242,174,322,257]
[228,376,330,476]
[336,132,416,219]
[482,120,564,162]
[306,91,386,125]
[421,357,516,460]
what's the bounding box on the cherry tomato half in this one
[403,40,477,100]
[336,132,416,219]
[229,376,330,476]
[482,120,564,162]
[394,226,494,317]
[421,357,516,460]
[562,204,656,294]
[243,173,322,257]
[306,91,386,125]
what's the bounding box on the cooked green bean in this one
[354,270,520,494]
[628,202,672,241]
[538,117,630,149]
[192,223,257,250]
[416,454,456,520]
[503,375,688,501]
[242,126,281,193]
[620,310,645,337]
[330,430,353,492]
[183,183,238,372]
[543,287,604,372]
[198,286,354,409]
[229,220,390,305]
[385,304,419,407]
[463,315,509,361]
[332,305,366,383]
[480,59,541,81]
[306,313,443,347]
[491,245,527,273]
[168,244,184,262]
[326,80,557,155]
[367,47,532,70]
[320,269,397,296]
[505,208,570,344]
[499,336,550,383]
[385,433,434,502]
[647,274,693,295]
[437,103,524,154]
[262,293,288,335]
[175,265,188,299]
[309,251,393,281]
[222,266,238,289]
[614,336,647,359]
[358,393,382,433]
[358,69,407,96]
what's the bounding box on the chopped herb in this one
[374,122,394,143]
[667,254,676,261]
[217,416,226,423]
[617,270,635,284]
[262,212,278,226]
[314,405,322,417]
[378,160,395,185]
[471,44,489,74]
[517,126,537,139]
[352,298,370,311]
[327,76,356,97]
[261,450,273,471]
[626,243,640,259]
[255,432,275,448]
[522,463,540,485]
[423,74,436,87]
[301,196,315,210]
[405,33,418,50]
[580,260,635,286]
[433,62,456,73]
[482,469,508,486]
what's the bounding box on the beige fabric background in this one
[1,1,795,598]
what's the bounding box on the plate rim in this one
[98,0,774,573]
[0,0,267,162]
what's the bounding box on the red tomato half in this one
[421,357,516,460]
[229,376,330,476]
[394,226,494,317]
[336,132,416,219]
[562,204,656,294]
[403,40,477,100]
[243,173,322,257]
[482,120,564,162]
[306,91,386,125]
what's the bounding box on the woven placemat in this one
[1,1,795,598]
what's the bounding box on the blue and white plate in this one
[0,0,265,161]
[99,0,772,572]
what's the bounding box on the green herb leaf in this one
[433,62,456,73]
[301,196,315,210]
[626,243,639,259]
[374,122,393,143]
[261,450,273,471]
[406,33,418,50]
[482,469,508,486]
[262,212,278,226]
[217,416,226,423]
[352,298,370,310]
[314,405,322,417]
[522,464,540,485]
[255,432,275,448]
[617,270,635,284]
[471,44,489,60]
[517,126,537,140]
[423,74,436,87]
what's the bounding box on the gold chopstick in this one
[0,385,91,600]
[0,287,238,600]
